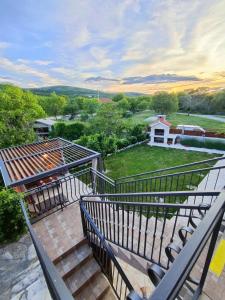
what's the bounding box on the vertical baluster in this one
[137,206,142,255]
[151,206,158,261]
[131,205,135,253]
[158,207,167,266]
[144,205,150,258]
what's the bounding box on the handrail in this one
[116,156,224,182]
[91,167,115,185]
[25,167,91,195]
[80,198,211,210]
[80,201,141,300]
[116,164,225,185]
[20,200,74,300]
[81,190,220,198]
[149,190,225,300]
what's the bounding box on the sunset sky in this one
[0,0,225,94]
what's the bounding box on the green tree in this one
[127,97,139,113]
[214,90,225,113]
[90,103,125,136]
[39,92,67,118]
[0,85,45,148]
[64,100,79,119]
[112,93,126,102]
[137,95,152,109]
[51,122,86,140]
[117,98,130,112]
[83,98,99,115]
[152,92,178,115]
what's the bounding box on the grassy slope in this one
[167,114,225,133]
[105,144,215,179]
[126,110,155,125]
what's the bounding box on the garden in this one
[105,144,215,179]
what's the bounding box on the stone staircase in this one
[53,238,116,300]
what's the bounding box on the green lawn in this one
[105,144,215,179]
[167,114,225,133]
[125,110,155,125]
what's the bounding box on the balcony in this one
[1,139,225,300]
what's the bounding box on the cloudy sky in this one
[1,0,225,94]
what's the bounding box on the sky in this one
[1,0,225,94]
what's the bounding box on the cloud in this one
[85,76,120,83]
[51,67,76,77]
[34,60,53,66]
[123,74,201,85]
[0,42,11,49]
[0,57,63,86]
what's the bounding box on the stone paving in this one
[33,201,84,261]
[0,234,51,300]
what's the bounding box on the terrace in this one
[1,138,225,300]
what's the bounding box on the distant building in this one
[33,118,56,139]
[99,97,112,104]
[149,115,175,145]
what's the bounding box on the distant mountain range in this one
[28,85,144,98]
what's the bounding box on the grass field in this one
[125,110,155,125]
[167,114,225,133]
[105,144,215,179]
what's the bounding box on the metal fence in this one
[115,165,225,194]
[80,200,140,300]
[149,190,225,300]
[24,167,115,222]
[80,191,218,270]
[116,156,224,183]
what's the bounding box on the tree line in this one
[0,83,225,152]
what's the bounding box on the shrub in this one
[128,136,137,144]
[0,189,26,244]
[180,138,225,150]
[117,138,129,149]
[51,121,86,140]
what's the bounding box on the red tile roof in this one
[158,117,171,126]
[99,97,112,103]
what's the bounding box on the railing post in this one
[194,213,224,298]
[79,197,87,237]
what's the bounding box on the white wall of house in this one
[149,122,177,145]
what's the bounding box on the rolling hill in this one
[27,85,144,98]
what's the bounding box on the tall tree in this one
[112,93,126,102]
[152,92,178,115]
[0,84,45,148]
[39,92,67,118]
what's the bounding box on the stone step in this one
[53,238,88,264]
[75,273,115,300]
[65,256,101,297]
[100,286,117,300]
[54,240,92,279]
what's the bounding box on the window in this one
[154,137,164,143]
[155,129,164,136]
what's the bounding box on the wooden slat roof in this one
[0,138,100,187]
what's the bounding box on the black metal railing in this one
[115,165,225,194]
[80,191,218,270]
[116,156,224,183]
[149,190,225,300]
[24,167,115,222]
[80,200,141,300]
[20,199,74,300]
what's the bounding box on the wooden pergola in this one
[0,138,101,188]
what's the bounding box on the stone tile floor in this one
[0,234,51,300]
[33,201,84,261]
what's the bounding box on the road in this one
[177,113,225,123]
